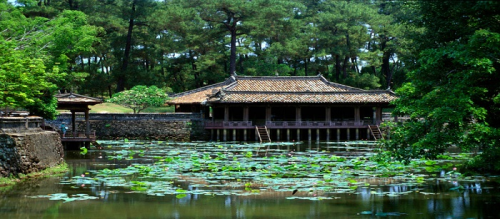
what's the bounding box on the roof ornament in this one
[275,71,279,76]
[317,72,322,77]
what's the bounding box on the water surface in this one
[1,141,499,218]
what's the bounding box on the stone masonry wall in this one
[45,113,206,141]
[0,117,64,177]
[77,119,204,141]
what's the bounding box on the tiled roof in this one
[227,76,359,92]
[56,93,102,105]
[169,75,397,105]
[167,77,235,104]
[208,91,397,103]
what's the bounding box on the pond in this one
[1,140,499,218]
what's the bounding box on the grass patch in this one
[0,163,68,189]
[89,103,133,113]
[142,106,174,113]
[89,103,174,113]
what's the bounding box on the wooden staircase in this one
[368,125,384,140]
[256,126,271,143]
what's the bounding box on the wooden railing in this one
[205,121,253,128]
[266,121,367,128]
[205,120,379,129]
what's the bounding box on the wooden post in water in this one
[287,129,290,141]
[223,129,227,141]
[326,129,330,142]
[217,129,220,141]
[297,129,301,141]
[308,129,312,142]
[356,128,359,140]
[337,129,340,141]
[243,129,247,141]
[367,128,370,140]
[233,129,236,141]
[347,129,350,141]
[277,129,280,141]
[316,129,320,142]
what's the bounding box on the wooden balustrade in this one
[205,120,377,129]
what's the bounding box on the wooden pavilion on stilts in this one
[54,93,102,149]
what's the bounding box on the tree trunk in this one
[381,51,391,88]
[238,54,244,75]
[342,56,349,79]
[117,0,136,92]
[229,28,237,76]
[335,54,341,81]
[304,58,309,76]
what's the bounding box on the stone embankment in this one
[46,113,205,141]
[0,117,64,177]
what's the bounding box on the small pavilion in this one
[55,93,102,144]
[168,74,398,142]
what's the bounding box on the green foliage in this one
[339,72,381,90]
[0,1,99,118]
[0,36,57,117]
[385,1,500,171]
[107,85,170,114]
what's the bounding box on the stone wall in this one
[0,117,64,177]
[45,113,206,141]
[78,119,204,141]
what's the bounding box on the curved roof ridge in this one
[170,77,234,98]
[235,75,322,80]
[317,75,364,91]
[222,90,396,94]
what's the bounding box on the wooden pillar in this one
[217,129,220,141]
[233,129,236,141]
[297,129,301,141]
[347,129,350,141]
[277,129,280,141]
[244,129,247,141]
[354,107,360,123]
[224,106,229,121]
[85,109,90,138]
[367,128,370,140]
[376,107,382,125]
[287,129,290,141]
[326,129,330,142]
[337,129,340,141]
[255,130,259,141]
[296,107,301,122]
[71,110,76,136]
[356,128,359,140]
[372,107,377,125]
[325,107,331,122]
[308,129,312,141]
[243,107,249,121]
[265,106,272,124]
[316,129,320,142]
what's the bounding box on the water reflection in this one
[0,141,499,218]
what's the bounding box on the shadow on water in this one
[1,140,499,218]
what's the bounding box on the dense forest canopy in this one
[1,0,410,96]
[2,0,500,170]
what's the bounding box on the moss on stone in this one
[0,163,68,188]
